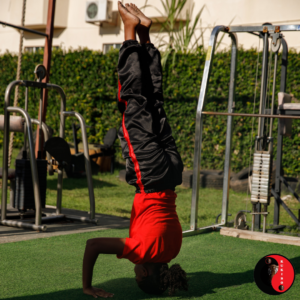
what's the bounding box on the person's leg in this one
[125,4,163,105]
[125,4,183,186]
[118,2,140,41]
[145,42,183,188]
[125,3,152,44]
[118,6,181,193]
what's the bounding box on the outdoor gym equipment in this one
[0,65,98,231]
[183,24,300,237]
[0,0,56,159]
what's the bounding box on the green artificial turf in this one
[0,228,299,300]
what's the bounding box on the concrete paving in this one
[0,205,130,244]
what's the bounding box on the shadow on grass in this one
[115,208,132,214]
[46,177,116,190]
[7,257,300,300]
[2,271,256,300]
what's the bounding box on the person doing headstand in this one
[82,2,188,298]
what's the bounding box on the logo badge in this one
[254,254,295,295]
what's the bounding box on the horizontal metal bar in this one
[202,111,300,119]
[251,191,269,197]
[42,214,65,223]
[248,32,261,37]
[252,186,270,192]
[252,173,270,177]
[253,167,270,171]
[271,189,300,225]
[252,171,270,175]
[253,166,270,170]
[251,200,269,204]
[253,157,271,162]
[0,219,47,231]
[22,81,48,89]
[0,115,24,132]
[66,215,99,225]
[278,110,300,115]
[252,181,270,186]
[253,166,270,171]
[252,176,270,181]
[253,163,271,167]
[254,153,271,157]
[0,21,48,37]
[252,182,270,187]
[229,24,300,32]
[253,157,271,161]
[280,176,300,204]
[183,221,225,237]
[251,195,269,199]
[182,227,219,237]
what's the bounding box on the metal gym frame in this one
[1,79,98,232]
[0,0,56,156]
[183,24,300,237]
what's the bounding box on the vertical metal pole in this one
[62,112,96,219]
[221,32,237,225]
[251,204,256,231]
[257,33,269,141]
[23,87,29,153]
[56,93,65,215]
[35,0,56,158]
[261,36,269,131]
[274,38,288,225]
[9,179,15,207]
[21,110,42,226]
[255,33,269,230]
[280,38,288,93]
[190,115,203,230]
[1,90,12,222]
[72,123,79,154]
[189,26,226,231]
[6,106,42,227]
[76,113,95,219]
[262,204,267,233]
[38,87,43,155]
[268,52,278,137]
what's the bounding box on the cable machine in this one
[183,24,300,237]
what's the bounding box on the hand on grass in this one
[83,286,114,298]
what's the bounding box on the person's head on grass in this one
[134,262,188,295]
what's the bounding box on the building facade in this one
[0,0,300,54]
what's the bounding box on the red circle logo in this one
[254,254,295,295]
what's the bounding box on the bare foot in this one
[125,3,152,28]
[125,3,152,43]
[118,1,140,41]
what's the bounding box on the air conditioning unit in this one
[85,0,113,23]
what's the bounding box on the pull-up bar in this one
[0,21,48,37]
[202,111,300,119]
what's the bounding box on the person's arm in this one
[82,237,126,298]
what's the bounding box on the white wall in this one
[193,0,300,51]
[0,0,300,54]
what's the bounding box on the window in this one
[24,46,60,53]
[103,43,121,54]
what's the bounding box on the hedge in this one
[0,47,300,176]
